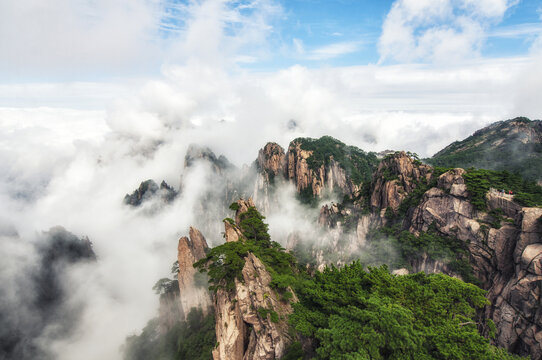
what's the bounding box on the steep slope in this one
[177,227,212,319]
[370,151,432,213]
[429,117,542,182]
[366,153,542,358]
[123,135,541,359]
[125,227,216,360]
[406,169,542,358]
[286,136,378,203]
[252,137,379,209]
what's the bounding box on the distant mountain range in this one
[428,117,542,182]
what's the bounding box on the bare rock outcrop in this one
[370,152,432,212]
[224,198,254,243]
[285,140,358,199]
[408,168,542,358]
[318,203,342,228]
[233,198,255,225]
[213,253,296,360]
[254,143,287,212]
[177,227,212,319]
[257,143,286,182]
[437,168,468,198]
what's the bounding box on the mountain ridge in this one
[428,117,542,182]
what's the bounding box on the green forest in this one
[125,205,529,360]
[428,118,542,182]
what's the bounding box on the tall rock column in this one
[254,143,287,212]
[177,226,212,318]
[212,199,297,360]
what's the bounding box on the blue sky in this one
[259,0,542,69]
[296,0,536,62]
[1,0,541,81]
[270,0,396,66]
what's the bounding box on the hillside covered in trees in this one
[428,117,542,182]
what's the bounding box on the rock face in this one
[177,227,212,318]
[224,198,254,243]
[370,151,432,212]
[256,143,286,182]
[407,169,542,358]
[285,140,358,199]
[254,139,373,205]
[213,253,295,360]
[212,201,295,360]
[253,143,286,212]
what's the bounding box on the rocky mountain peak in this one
[210,202,296,360]
[233,198,255,224]
[224,198,255,243]
[285,136,377,201]
[257,142,286,182]
[429,117,542,182]
[213,252,296,360]
[177,227,211,319]
[184,144,234,174]
[370,151,432,212]
[124,179,177,207]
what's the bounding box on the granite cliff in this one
[209,199,296,360]
[366,153,542,358]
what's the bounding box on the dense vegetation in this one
[372,225,478,285]
[428,117,542,182]
[288,263,525,360]
[295,136,379,185]
[123,308,215,360]
[195,205,297,297]
[462,169,542,210]
[127,200,526,360]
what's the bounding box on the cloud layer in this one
[378,0,518,63]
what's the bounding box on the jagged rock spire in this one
[177,227,211,319]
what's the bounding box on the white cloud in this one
[305,41,362,60]
[0,0,163,78]
[489,23,542,38]
[0,0,283,79]
[378,0,518,64]
[460,0,517,19]
[293,38,305,54]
